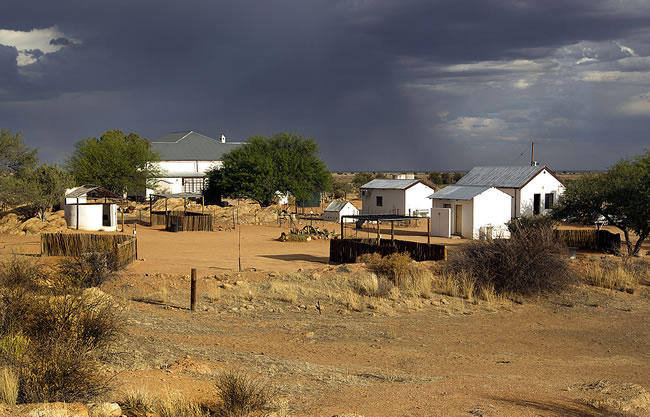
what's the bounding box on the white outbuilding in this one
[360,179,434,217]
[428,185,512,239]
[455,165,564,218]
[323,200,359,223]
[64,185,121,232]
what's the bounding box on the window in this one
[544,193,554,209]
[376,196,383,207]
[443,203,451,209]
[182,177,205,193]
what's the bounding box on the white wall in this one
[432,199,473,237]
[361,188,406,215]
[323,203,359,223]
[404,182,434,217]
[64,203,118,231]
[472,188,512,239]
[430,208,451,238]
[519,168,564,217]
[361,182,434,216]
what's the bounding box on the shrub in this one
[121,390,155,416]
[507,215,557,234]
[448,226,575,296]
[357,252,433,298]
[57,252,116,288]
[0,256,121,403]
[215,371,273,417]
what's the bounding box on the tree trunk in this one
[622,228,634,256]
[630,232,648,257]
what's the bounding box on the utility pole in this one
[531,142,535,166]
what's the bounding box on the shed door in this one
[533,194,541,215]
[455,205,462,236]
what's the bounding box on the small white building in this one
[360,179,434,217]
[323,201,359,223]
[455,165,564,218]
[428,185,511,239]
[149,131,244,196]
[64,185,120,232]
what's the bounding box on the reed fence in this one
[554,229,621,253]
[330,238,446,263]
[41,233,137,268]
[150,210,186,226]
[166,212,213,232]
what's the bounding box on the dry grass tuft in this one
[121,390,155,416]
[215,370,275,417]
[582,258,647,293]
[266,281,299,304]
[158,391,209,417]
[0,367,18,406]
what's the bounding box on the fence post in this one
[427,217,431,244]
[190,268,197,312]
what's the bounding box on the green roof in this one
[152,131,243,161]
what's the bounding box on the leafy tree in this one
[0,130,71,218]
[428,171,442,184]
[332,180,353,199]
[21,164,72,220]
[441,172,452,184]
[207,133,331,207]
[453,172,465,183]
[67,130,160,195]
[552,150,650,256]
[0,129,38,175]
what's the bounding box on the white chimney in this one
[220,134,226,143]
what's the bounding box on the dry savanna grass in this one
[581,258,649,293]
[0,367,18,406]
[121,390,209,417]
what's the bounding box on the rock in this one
[220,283,233,289]
[87,403,122,417]
[234,280,245,286]
[305,331,315,339]
[19,402,90,417]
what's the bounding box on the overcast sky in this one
[1,1,649,172]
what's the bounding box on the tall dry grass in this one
[0,367,18,406]
[582,258,648,293]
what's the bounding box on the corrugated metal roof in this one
[455,165,545,188]
[325,200,353,212]
[65,185,121,199]
[152,131,244,161]
[428,185,492,200]
[360,179,421,190]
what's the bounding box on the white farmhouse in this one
[149,131,243,196]
[455,166,564,218]
[360,179,434,217]
[428,185,511,239]
[64,185,120,231]
[323,201,359,223]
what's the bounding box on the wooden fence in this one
[166,212,213,232]
[554,229,621,253]
[40,233,137,268]
[330,238,447,263]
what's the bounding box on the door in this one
[533,194,541,215]
[455,204,462,236]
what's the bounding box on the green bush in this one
[507,215,558,234]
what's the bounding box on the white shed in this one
[455,165,564,218]
[428,185,511,239]
[360,179,434,217]
[64,185,120,232]
[323,201,359,223]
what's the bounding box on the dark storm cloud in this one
[0,0,649,171]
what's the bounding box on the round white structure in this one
[64,202,118,231]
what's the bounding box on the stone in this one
[20,402,90,417]
[87,402,122,417]
[220,283,233,289]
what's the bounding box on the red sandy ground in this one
[0,222,648,416]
